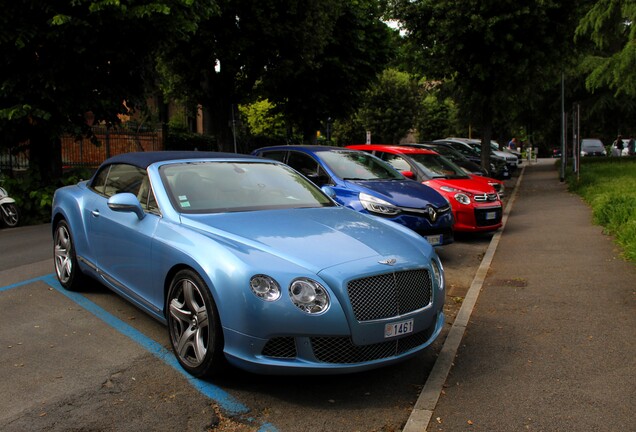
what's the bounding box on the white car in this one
[610,139,633,156]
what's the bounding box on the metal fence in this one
[62,126,164,167]
[0,146,29,172]
[0,127,164,172]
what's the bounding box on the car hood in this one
[425,178,494,195]
[346,179,448,208]
[179,207,427,273]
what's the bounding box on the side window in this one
[90,166,110,195]
[378,153,411,172]
[287,152,331,186]
[91,164,146,198]
[136,175,159,213]
[259,150,287,162]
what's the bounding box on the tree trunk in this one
[30,128,62,185]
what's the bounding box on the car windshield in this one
[161,161,335,213]
[581,139,604,150]
[318,150,404,181]
[409,153,470,179]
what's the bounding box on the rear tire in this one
[53,220,87,291]
[167,269,225,377]
[1,203,19,227]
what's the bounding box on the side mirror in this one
[401,170,415,179]
[321,185,337,199]
[108,193,145,220]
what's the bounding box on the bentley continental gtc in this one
[52,151,446,377]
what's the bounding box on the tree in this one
[159,0,392,148]
[0,0,216,181]
[391,0,580,170]
[576,0,636,97]
[357,69,421,144]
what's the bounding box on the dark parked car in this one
[430,140,511,180]
[252,145,454,246]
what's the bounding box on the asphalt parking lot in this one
[1,172,515,432]
[12,159,635,432]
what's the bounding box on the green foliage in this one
[358,69,421,144]
[576,0,636,96]
[566,159,636,261]
[1,167,93,225]
[0,0,217,179]
[165,127,217,151]
[415,94,459,141]
[239,100,286,139]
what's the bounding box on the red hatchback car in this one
[347,145,503,233]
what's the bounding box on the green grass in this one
[566,158,636,262]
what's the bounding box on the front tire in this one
[167,269,225,377]
[53,220,86,291]
[1,203,19,227]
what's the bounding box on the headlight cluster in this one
[430,256,445,291]
[440,186,471,205]
[249,275,281,301]
[249,275,330,314]
[359,192,400,216]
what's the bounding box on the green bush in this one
[165,127,217,151]
[567,158,636,262]
[1,167,93,226]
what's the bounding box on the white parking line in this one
[402,167,526,432]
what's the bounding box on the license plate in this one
[485,211,497,220]
[424,234,442,246]
[385,319,414,338]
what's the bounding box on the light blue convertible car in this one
[52,152,446,377]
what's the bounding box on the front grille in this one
[347,269,432,322]
[474,193,499,202]
[475,207,503,226]
[262,337,297,358]
[311,325,435,363]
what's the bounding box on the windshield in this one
[409,153,470,179]
[581,139,604,150]
[161,161,335,213]
[319,150,404,181]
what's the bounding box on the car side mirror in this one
[321,185,337,199]
[401,170,415,179]
[108,193,145,220]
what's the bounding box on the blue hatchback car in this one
[252,145,454,246]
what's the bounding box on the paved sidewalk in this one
[426,159,635,431]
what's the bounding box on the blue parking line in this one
[2,274,279,431]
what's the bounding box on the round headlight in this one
[431,257,445,291]
[454,193,471,205]
[289,278,330,314]
[249,275,281,301]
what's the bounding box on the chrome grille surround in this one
[473,193,499,202]
[347,269,432,322]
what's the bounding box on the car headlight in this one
[431,257,445,291]
[359,192,400,216]
[440,186,471,204]
[249,275,281,301]
[289,278,330,314]
[454,193,471,205]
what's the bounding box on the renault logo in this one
[427,207,438,222]
[378,258,397,265]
